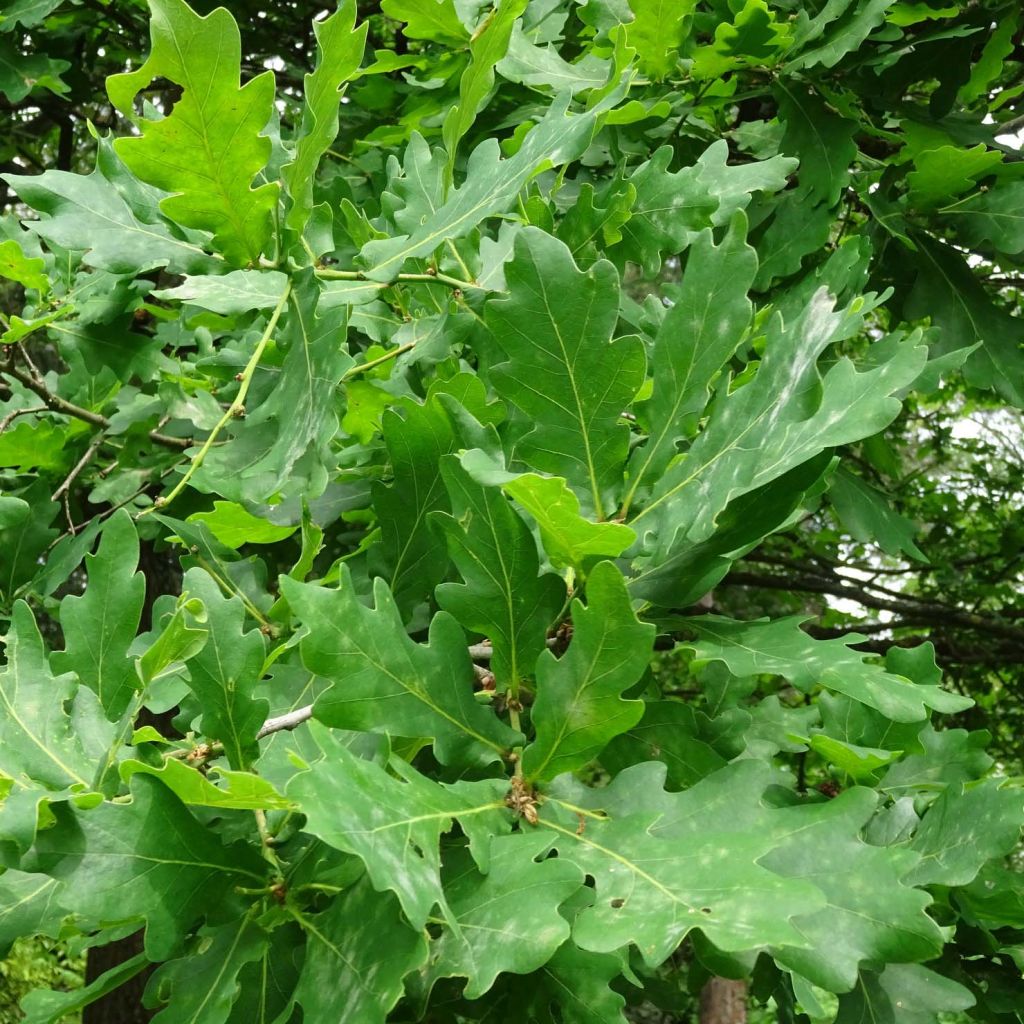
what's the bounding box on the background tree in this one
[1,0,1023,1022]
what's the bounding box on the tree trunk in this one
[699,978,747,1024]
[81,932,149,1024]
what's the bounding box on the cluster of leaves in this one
[1,0,1024,1021]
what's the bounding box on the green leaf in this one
[522,940,629,1023]
[51,510,146,721]
[485,228,646,516]
[25,775,267,959]
[282,1,368,237]
[3,164,219,276]
[523,561,654,782]
[762,788,944,991]
[906,235,1024,406]
[0,870,66,955]
[0,495,30,529]
[442,0,528,176]
[0,37,68,102]
[147,916,269,1024]
[610,141,794,275]
[775,83,857,206]
[600,701,727,788]
[626,213,757,504]
[686,616,972,722]
[835,965,974,1024]
[829,468,926,561]
[540,761,827,965]
[107,0,279,266]
[939,179,1024,255]
[426,833,583,998]
[905,780,1024,887]
[177,567,267,770]
[155,270,289,314]
[188,502,297,549]
[0,238,48,292]
[358,89,623,281]
[0,601,104,797]
[292,875,428,1024]
[370,391,458,610]
[907,144,1002,211]
[630,293,926,556]
[281,567,521,767]
[788,0,893,70]
[497,25,610,95]
[288,725,509,927]
[433,456,565,689]
[0,0,63,31]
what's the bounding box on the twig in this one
[256,704,313,739]
[0,404,47,432]
[341,341,415,381]
[52,432,105,503]
[138,282,292,517]
[315,267,490,292]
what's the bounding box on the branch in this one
[2,363,191,451]
[724,568,1024,646]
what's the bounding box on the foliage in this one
[1,0,1024,1021]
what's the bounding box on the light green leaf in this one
[107,0,279,266]
[626,0,693,79]
[501,470,636,572]
[281,567,521,767]
[0,871,66,955]
[485,228,646,516]
[283,1,368,236]
[188,502,297,549]
[0,601,101,795]
[136,592,208,688]
[686,616,972,722]
[433,456,566,689]
[762,789,944,991]
[0,238,48,292]
[523,561,654,782]
[52,510,146,721]
[379,0,469,45]
[807,735,902,782]
[25,774,267,959]
[292,876,428,1024]
[3,164,219,277]
[427,833,582,998]
[120,760,291,810]
[497,25,610,94]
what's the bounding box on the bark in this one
[699,978,747,1024]
[81,933,149,1024]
